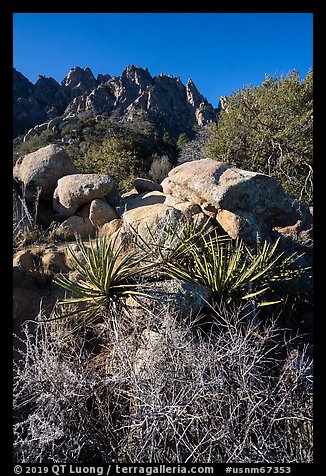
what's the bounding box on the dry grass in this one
[13,185,61,251]
[13,301,313,463]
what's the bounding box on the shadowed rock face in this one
[13,65,218,137]
[13,69,35,102]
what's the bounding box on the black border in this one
[2,2,321,472]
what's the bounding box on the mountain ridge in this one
[13,65,219,139]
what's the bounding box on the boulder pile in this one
[13,144,313,325]
[13,143,314,245]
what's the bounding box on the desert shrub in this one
[13,317,124,463]
[13,185,61,251]
[13,302,313,463]
[53,233,153,326]
[190,231,306,308]
[176,132,189,150]
[133,217,307,310]
[72,135,148,193]
[13,130,58,163]
[13,186,40,250]
[148,154,172,183]
[177,125,211,164]
[162,131,174,145]
[205,70,313,204]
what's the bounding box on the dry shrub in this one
[13,302,312,463]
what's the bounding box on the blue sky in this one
[13,13,313,108]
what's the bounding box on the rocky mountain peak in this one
[13,68,35,102]
[33,76,61,107]
[186,78,204,108]
[97,73,111,84]
[13,65,219,138]
[119,65,154,98]
[61,66,99,101]
[61,66,97,87]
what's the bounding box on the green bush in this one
[132,217,306,309]
[13,129,58,162]
[53,234,152,326]
[148,154,172,183]
[176,132,189,150]
[205,70,313,204]
[73,134,148,193]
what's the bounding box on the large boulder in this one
[167,159,293,242]
[53,174,117,217]
[119,191,166,213]
[122,203,182,239]
[13,144,77,202]
[126,279,212,320]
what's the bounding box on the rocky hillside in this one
[13,143,313,324]
[13,141,313,463]
[13,65,218,139]
[13,63,313,463]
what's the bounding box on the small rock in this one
[55,215,96,240]
[134,178,163,194]
[99,219,123,238]
[174,201,202,216]
[41,249,69,275]
[161,177,173,194]
[216,209,263,243]
[13,250,35,273]
[89,198,118,227]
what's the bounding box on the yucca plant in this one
[53,232,153,324]
[191,231,306,307]
[130,215,217,281]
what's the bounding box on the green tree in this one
[73,135,146,193]
[148,154,172,183]
[162,131,173,145]
[176,132,189,150]
[205,70,313,204]
[13,129,58,163]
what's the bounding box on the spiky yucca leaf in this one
[191,232,305,306]
[130,215,216,281]
[53,233,153,323]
